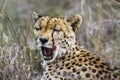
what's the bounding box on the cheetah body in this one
[32,12,120,80]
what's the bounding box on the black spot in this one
[75,47,79,50]
[98,70,103,75]
[61,56,65,60]
[55,76,58,78]
[79,58,83,61]
[67,44,69,47]
[95,57,100,61]
[113,74,117,78]
[60,77,63,80]
[77,75,81,79]
[62,61,65,64]
[79,64,82,67]
[76,55,79,57]
[45,72,48,75]
[89,67,91,69]
[68,55,71,58]
[106,67,112,71]
[80,50,85,52]
[49,78,51,80]
[72,56,75,59]
[99,65,104,68]
[65,63,70,66]
[50,72,52,74]
[72,62,75,65]
[101,77,104,80]
[75,43,77,45]
[67,59,70,61]
[93,61,97,64]
[72,68,76,72]
[89,57,95,60]
[86,52,90,55]
[67,67,71,69]
[63,71,67,76]
[76,71,80,74]
[76,63,79,66]
[73,52,75,54]
[55,64,60,68]
[85,73,90,78]
[96,74,99,78]
[60,67,63,70]
[66,51,68,55]
[95,65,99,68]
[83,53,90,57]
[48,65,52,67]
[114,66,119,70]
[92,69,96,73]
[102,70,108,73]
[82,67,87,72]
[57,72,61,75]
[47,75,49,78]
[84,59,88,62]
[71,74,75,78]
[89,62,93,66]
[48,68,51,71]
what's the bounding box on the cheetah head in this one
[32,12,82,63]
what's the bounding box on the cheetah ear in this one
[32,11,43,22]
[67,14,82,32]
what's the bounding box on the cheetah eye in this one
[34,27,42,31]
[54,28,61,32]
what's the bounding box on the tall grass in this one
[0,14,42,80]
[0,1,42,80]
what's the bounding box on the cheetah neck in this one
[58,43,85,60]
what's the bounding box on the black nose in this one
[40,38,48,44]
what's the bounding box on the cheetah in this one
[32,12,120,80]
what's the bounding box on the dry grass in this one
[0,0,120,80]
[0,14,42,80]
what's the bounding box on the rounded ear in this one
[67,14,82,32]
[32,12,43,22]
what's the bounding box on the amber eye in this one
[34,27,42,31]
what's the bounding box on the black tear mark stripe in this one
[51,19,58,45]
[52,30,55,45]
[51,24,57,45]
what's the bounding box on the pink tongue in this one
[52,45,56,50]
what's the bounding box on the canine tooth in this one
[44,56,47,58]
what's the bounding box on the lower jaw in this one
[42,52,54,61]
[43,56,53,61]
[43,58,54,63]
[42,54,56,63]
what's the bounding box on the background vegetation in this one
[0,0,120,80]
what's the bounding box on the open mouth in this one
[41,45,56,60]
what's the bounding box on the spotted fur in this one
[32,12,120,80]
